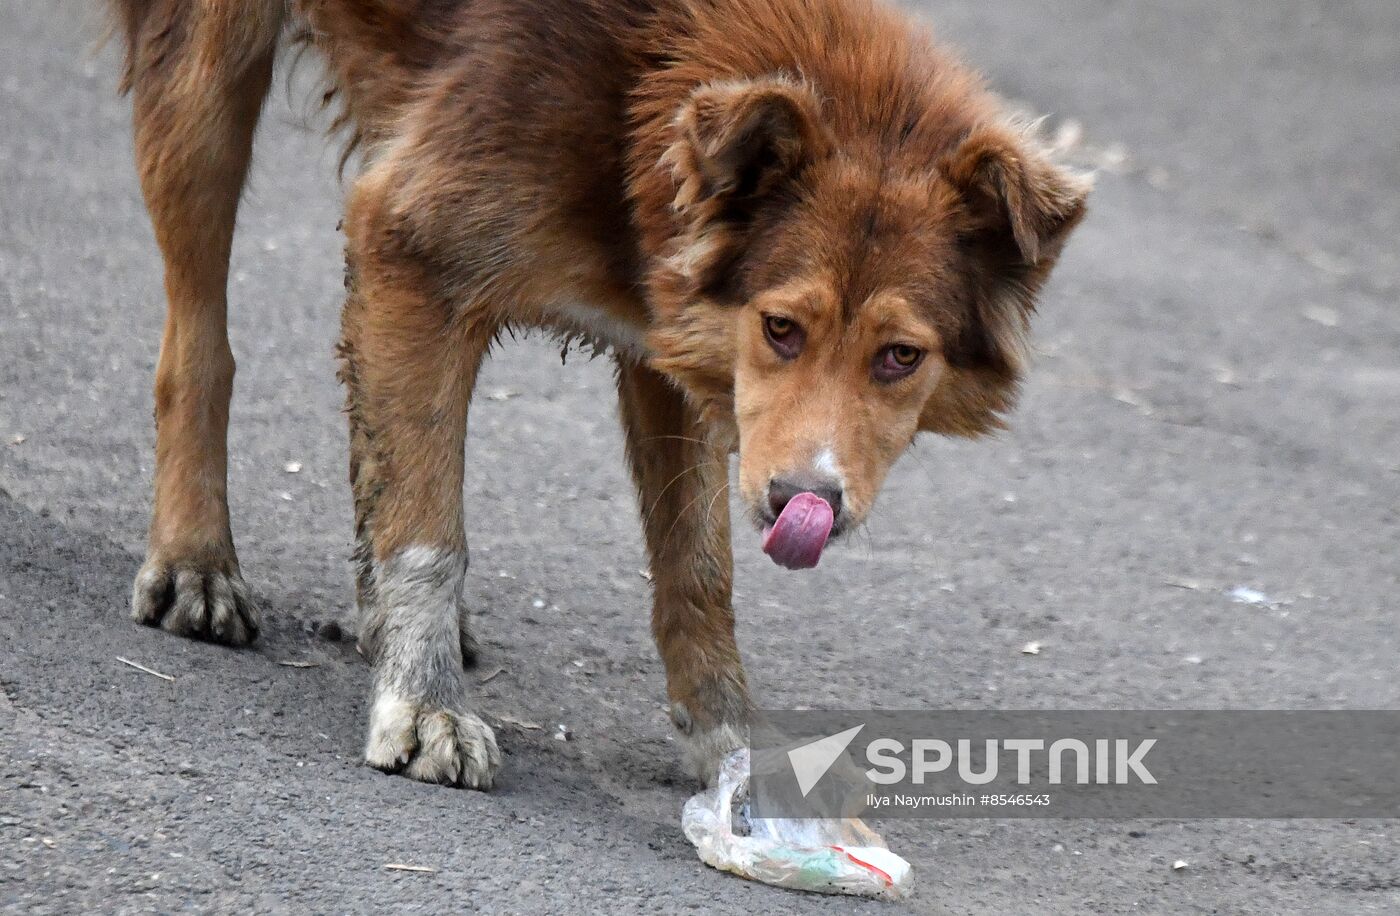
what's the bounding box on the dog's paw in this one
[671,707,748,786]
[131,555,260,646]
[365,690,501,789]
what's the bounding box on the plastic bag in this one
[681,748,912,900]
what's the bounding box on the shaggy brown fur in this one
[109,0,1087,788]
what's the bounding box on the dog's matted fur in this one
[108,0,1087,789]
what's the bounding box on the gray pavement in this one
[2,1,1397,912]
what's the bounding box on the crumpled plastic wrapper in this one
[681,748,912,900]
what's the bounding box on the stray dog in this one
[108,0,1087,790]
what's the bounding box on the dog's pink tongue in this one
[762,491,835,570]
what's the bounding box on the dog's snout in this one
[767,475,843,521]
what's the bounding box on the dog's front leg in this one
[337,211,500,789]
[124,6,283,646]
[617,360,751,784]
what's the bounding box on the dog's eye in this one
[762,314,804,359]
[873,344,924,381]
[891,345,921,367]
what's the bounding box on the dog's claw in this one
[131,557,260,646]
[365,692,500,790]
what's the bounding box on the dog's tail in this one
[103,0,144,93]
[106,1,453,161]
[102,0,149,94]
[104,1,288,96]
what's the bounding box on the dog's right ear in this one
[658,78,830,291]
[662,77,830,214]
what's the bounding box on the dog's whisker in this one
[643,461,711,524]
[854,520,876,562]
[637,434,711,447]
[658,488,713,554]
[701,480,731,528]
[656,476,732,556]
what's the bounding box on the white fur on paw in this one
[678,721,748,786]
[365,690,501,790]
[131,559,259,646]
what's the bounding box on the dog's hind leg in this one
[336,170,501,790]
[118,1,284,645]
[616,360,751,785]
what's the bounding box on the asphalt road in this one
[2,1,1398,913]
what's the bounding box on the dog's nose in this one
[767,475,843,521]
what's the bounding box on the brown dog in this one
[109,0,1087,789]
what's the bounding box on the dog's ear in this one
[941,124,1090,267]
[663,77,830,214]
[921,126,1090,436]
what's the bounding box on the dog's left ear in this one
[920,126,1090,437]
[664,77,831,214]
[941,124,1090,267]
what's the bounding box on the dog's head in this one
[643,76,1088,567]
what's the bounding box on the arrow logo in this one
[787,724,866,797]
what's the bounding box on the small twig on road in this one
[116,656,174,682]
[384,863,437,874]
[278,660,320,668]
[498,714,543,730]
